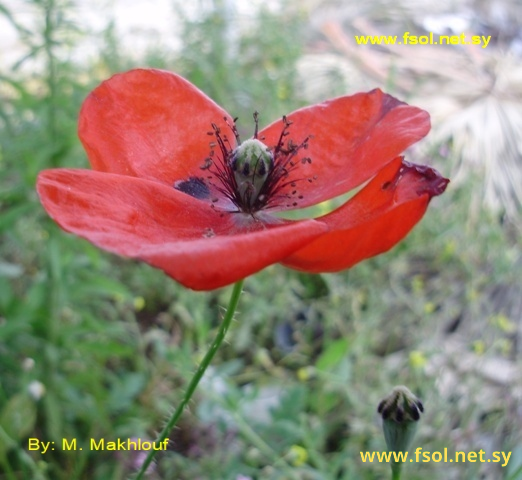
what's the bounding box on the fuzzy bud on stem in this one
[378,386,424,480]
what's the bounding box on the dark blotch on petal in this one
[174,176,210,199]
[378,90,406,116]
[402,160,450,197]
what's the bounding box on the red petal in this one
[79,69,233,186]
[280,157,449,272]
[258,89,430,209]
[37,170,327,290]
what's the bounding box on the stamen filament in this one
[201,115,314,214]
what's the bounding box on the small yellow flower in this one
[296,366,314,382]
[473,340,486,355]
[133,296,146,311]
[409,350,427,369]
[411,275,424,294]
[423,302,436,314]
[489,314,516,333]
[287,445,308,467]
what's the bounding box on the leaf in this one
[0,393,37,443]
[0,424,17,459]
[295,272,329,299]
[315,338,350,371]
[0,203,35,233]
[43,391,64,442]
[107,373,146,413]
[73,275,132,300]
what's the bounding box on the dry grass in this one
[298,0,522,225]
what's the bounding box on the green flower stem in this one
[391,462,402,480]
[134,279,245,479]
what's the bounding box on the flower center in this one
[174,113,314,215]
[230,138,274,209]
[205,113,314,214]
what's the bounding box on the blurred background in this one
[1,0,521,479]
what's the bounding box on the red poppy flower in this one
[36,69,448,290]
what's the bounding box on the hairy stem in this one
[134,279,244,479]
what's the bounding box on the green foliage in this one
[172,0,307,129]
[1,1,521,479]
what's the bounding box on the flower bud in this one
[378,386,424,462]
